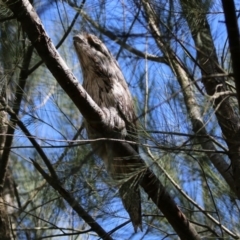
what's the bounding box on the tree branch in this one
[30,159,113,240]
[0,45,33,194]
[28,5,83,75]
[0,97,113,240]
[4,0,103,125]
[74,8,166,63]
[221,0,240,111]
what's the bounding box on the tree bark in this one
[0,110,10,240]
[221,0,240,109]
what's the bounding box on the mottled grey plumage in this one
[73,33,142,231]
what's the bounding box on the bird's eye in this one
[87,36,102,52]
[87,35,110,58]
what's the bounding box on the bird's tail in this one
[119,178,142,232]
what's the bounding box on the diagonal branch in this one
[28,4,83,75]
[0,97,113,240]
[30,159,113,240]
[70,7,166,63]
[141,0,238,198]
[0,97,58,181]
[4,0,103,125]
[147,151,238,239]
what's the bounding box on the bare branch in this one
[221,0,240,110]
[30,159,113,240]
[77,10,166,63]
[0,97,58,181]
[0,97,113,240]
[28,5,83,75]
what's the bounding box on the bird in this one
[73,33,142,232]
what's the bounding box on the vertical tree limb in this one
[221,0,240,110]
